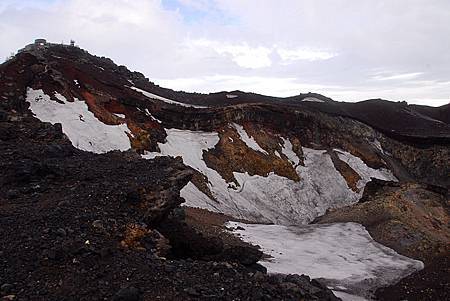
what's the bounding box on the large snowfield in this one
[26,88,131,153]
[228,221,423,300]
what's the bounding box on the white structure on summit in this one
[18,39,78,54]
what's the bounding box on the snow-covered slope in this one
[130,86,207,108]
[26,88,131,153]
[144,128,396,225]
[302,97,325,103]
[24,88,396,225]
[228,221,423,300]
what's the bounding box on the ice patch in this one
[232,123,268,155]
[130,86,207,108]
[228,221,423,299]
[26,88,131,153]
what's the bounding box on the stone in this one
[0,283,13,293]
[184,287,200,297]
[112,286,141,301]
[164,264,176,273]
[56,228,67,237]
[92,220,104,230]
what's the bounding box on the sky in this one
[1,0,449,106]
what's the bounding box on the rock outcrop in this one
[315,179,450,300]
[315,179,449,263]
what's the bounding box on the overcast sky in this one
[1,0,449,106]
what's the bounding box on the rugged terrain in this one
[0,110,339,300]
[1,42,449,300]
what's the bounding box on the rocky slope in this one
[315,179,449,263]
[0,108,339,300]
[1,42,449,300]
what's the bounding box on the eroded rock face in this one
[381,136,450,188]
[204,124,300,185]
[315,179,450,263]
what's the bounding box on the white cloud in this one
[188,39,272,69]
[277,48,337,63]
[176,0,212,11]
[1,0,449,107]
[372,72,424,81]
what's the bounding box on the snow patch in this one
[26,88,131,153]
[226,94,238,99]
[302,97,325,103]
[142,128,219,171]
[334,149,397,190]
[371,138,385,155]
[130,86,207,108]
[281,137,300,166]
[144,109,162,123]
[113,113,126,119]
[333,291,369,301]
[232,123,268,155]
[228,221,423,299]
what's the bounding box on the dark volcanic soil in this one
[0,113,339,300]
[375,255,449,301]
